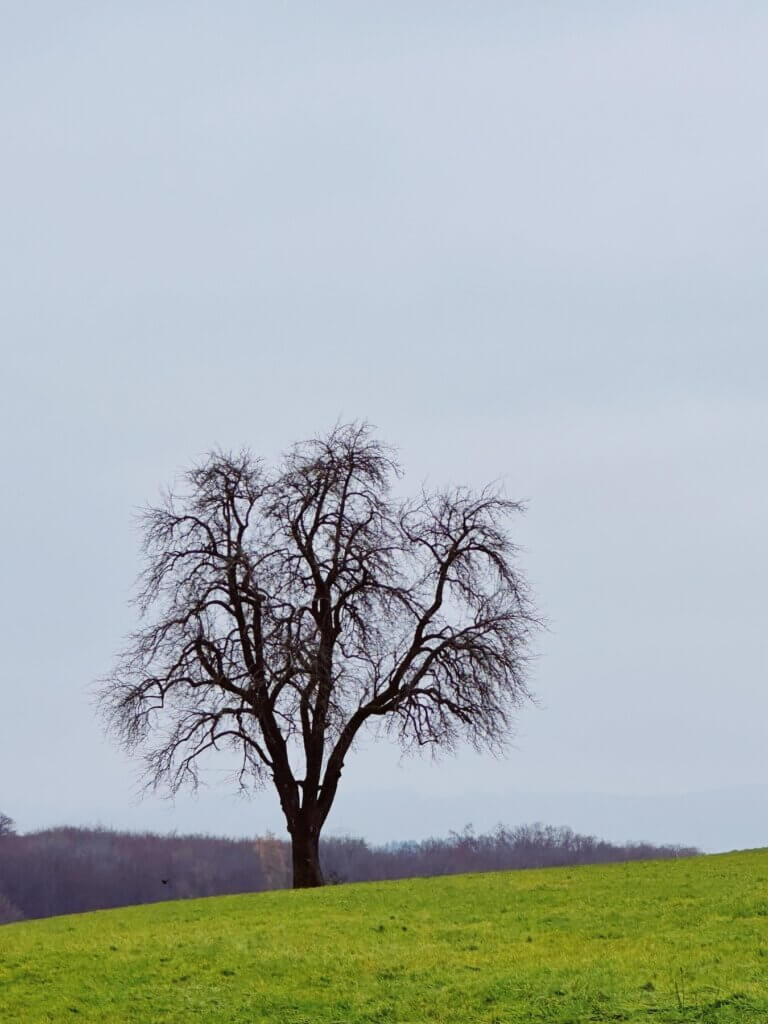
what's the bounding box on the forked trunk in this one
[290,824,324,888]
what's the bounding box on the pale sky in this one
[2,2,766,853]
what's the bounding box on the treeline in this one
[321,825,698,884]
[0,827,267,923]
[0,821,698,924]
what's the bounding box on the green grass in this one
[2,850,768,1022]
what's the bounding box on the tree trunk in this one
[290,823,324,888]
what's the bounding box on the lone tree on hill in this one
[100,423,538,888]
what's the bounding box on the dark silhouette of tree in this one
[0,813,15,837]
[99,423,539,887]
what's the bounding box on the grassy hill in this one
[1,850,767,1023]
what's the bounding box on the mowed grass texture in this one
[2,851,768,1023]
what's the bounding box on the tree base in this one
[291,832,324,888]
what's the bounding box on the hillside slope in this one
[1,850,767,1022]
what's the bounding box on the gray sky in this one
[2,2,766,852]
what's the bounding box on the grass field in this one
[1,850,767,1022]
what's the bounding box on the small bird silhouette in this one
[161,879,169,885]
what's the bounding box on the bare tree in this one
[0,813,15,838]
[100,423,538,887]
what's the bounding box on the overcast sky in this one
[2,2,766,852]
